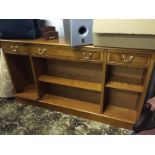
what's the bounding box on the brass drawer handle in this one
[122,54,134,63]
[82,52,92,60]
[10,45,18,52]
[42,48,47,52]
[10,45,14,49]
[38,48,47,55]
[13,46,18,52]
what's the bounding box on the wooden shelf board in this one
[39,94,136,127]
[103,105,137,123]
[38,75,102,92]
[16,85,38,101]
[39,94,100,113]
[107,62,149,68]
[105,81,143,93]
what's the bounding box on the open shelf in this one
[39,94,100,113]
[105,81,143,93]
[103,105,137,123]
[16,85,38,101]
[38,75,102,92]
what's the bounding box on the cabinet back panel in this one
[106,65,147,85]
[32,57,48,77]
[105,88,140,109]
[5,54,34,92]
[47,59,102,83]
[49,84,100,104]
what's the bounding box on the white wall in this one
[93,19,155,35]
[44,19,155,36]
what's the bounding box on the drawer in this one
[107,51,151,67]
[2,43,29,55]
[30,45,103,63]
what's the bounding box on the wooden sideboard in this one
[0,38,154,129]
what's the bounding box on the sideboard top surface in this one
[0,37,155,53]
[0,37,69,46]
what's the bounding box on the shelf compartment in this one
[106,65,147,85]
[5,54,36,92]
[104,88,141,109]
[39,94,136,125]
[105,81,143,93]
[38,75,102,92]
[16,85,38,101]
[103,105,137,123]
[39,94,100,113]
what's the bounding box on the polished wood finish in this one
[105,81,143,93]
[4,54,35,92]
[99,51,108,112]
[39,94,100,113]
[103,105,137,123]
[136,55,155,119]
[38,75,102,92]
[49,85,101,104]
[1,38,154,129]
[30,44,103,63]
[18,98,134,129]
[46,59,102,83]
[16,85,38,101]
[105,88,140,109]
[107,51,151,68]
[104,49,152,121]
[2,43,29,55]
[106,65,147,85]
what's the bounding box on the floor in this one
[0,98,132,135]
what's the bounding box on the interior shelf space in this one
[32,58,103,83]
[106,65,147,86]
[104,87,141,109]
[105,81,143,93]
[33,57,103,104]
[5,54,38,101]
[38,74,102,92]
[39,93,100,113]
[16,85,38,101]
[103,105,137,124]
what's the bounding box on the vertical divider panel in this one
[29,50,40,99]
[30,55,49,98]
[136,54,155,120]
[99,49,108,113]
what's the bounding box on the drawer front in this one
[107,51,151,67]
[2,43,29,55]
[30,45,103,63]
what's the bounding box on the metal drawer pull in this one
[82,52,92,60]
[38,48,47,55]
[10,45,18,52]
[10,45,14,49]
[122,54,134,63]
[42,48,47,52]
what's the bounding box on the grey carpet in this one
[0,98,132,135]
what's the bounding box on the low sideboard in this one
[0,38,154,129]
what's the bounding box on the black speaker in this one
[0,19,41,39]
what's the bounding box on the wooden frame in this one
[1,38,154,129]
